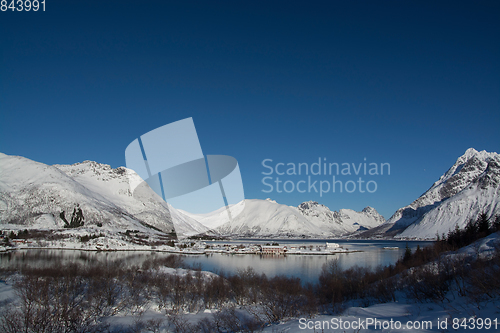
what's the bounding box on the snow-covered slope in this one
[0,153,175,234]
[378,148,500,239]
[214,199,328,237]
[167,205,212,238]
[181,199,385,237]
[53,160,176,233]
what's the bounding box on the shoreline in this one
[0,245,362,256]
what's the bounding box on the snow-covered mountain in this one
[0,153,176,234]
[4,148,497,240]
[0,153,384,238]
[372,148,500,239]
[180,199,385,237]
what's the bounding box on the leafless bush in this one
[458,256,500,306]
[206,306,264,333]
[404,264,451,302]
[228,267,265,306]
[145,317,164,333]
[151,271,172,311]
[121,269,153,316]
[196,317,218,333]
[0,268,112,332]
[203,274,232,309]
[259,275,305,322]
[318,258,345,312]
[213,307,242,332]
[301,282,318,318]
[166,311,195,333]
[368,277,396,303]
[170,274,189,313]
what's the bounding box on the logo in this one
[125,117,245,238]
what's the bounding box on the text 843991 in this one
[1,0,45,11]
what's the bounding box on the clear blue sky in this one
[1,1,499,219]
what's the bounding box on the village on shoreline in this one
[0,230,362,255]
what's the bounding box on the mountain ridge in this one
[0,153,385,238]
[3,148,497,241]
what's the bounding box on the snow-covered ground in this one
[261,298,500,333]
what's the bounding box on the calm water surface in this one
[0,240,433,284]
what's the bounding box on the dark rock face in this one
[475,160,500,189]
[439,156,488,200]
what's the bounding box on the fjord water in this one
[183,239,433,283]
[0,240,433,284]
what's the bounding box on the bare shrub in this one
[121,269,153,316]
[2,265,112,333]
[318,258,345,312]
[203,274,231,309]
[145,317,165,333]
[368,277,396,303]
[151,272,172,311]
[196,317,218,333]
[213,307,242,332]
[166,311,195,333]
[460,256,500,306]
[169,274,189,313]
[301,282,318,318]
[404,264,451,302]
[260,275,305,322]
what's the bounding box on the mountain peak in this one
[464,147,478,156]
[361,206,376,214]
[69,160,113,170]
[298,201,320,210]
[55,160,129,180]
[459,148,499,164]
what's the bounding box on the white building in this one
[326,242,340,248]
